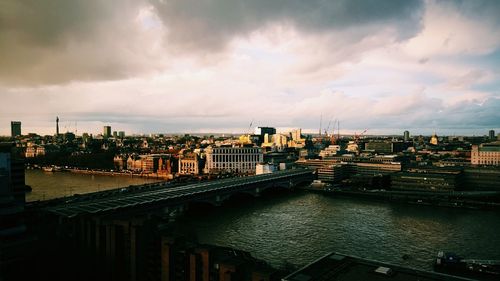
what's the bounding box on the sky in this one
[1,0,499,136]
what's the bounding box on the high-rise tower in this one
[56,116,60,136]
[404,130,410,142]
[10,121,21,137]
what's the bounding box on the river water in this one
[25,170,500,271]
[25,169,161,201]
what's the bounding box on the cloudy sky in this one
[1,0,499,136]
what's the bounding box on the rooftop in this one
[283,252,473,281]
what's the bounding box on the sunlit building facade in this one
[471,143,500,166]
[204,146,263,174]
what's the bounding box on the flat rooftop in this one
[282,252,473,281]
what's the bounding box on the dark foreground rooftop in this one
[283,252,474,281]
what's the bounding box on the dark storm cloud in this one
[0,0,157,85]
[0,0,425,85]
[151,0,424,51]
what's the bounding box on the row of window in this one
[209,154,261,163]
[212,148,261,154]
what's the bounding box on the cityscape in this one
[1,1,500,281]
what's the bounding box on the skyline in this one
[1,0,500,135]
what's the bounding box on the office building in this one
[489,130,495,140]
[204,146,263,174]
[404,130,410,142]
[10,121,21,137]
[118,131,125,138]
[103,126,111,138]
[471,142,500,165]
[254,127,276,137]
[392,168,463,191]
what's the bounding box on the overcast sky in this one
[1,0,499,136]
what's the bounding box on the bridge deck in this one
[45,169,312,218]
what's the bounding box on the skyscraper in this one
[404,130,410,142]
[489,130,495,140]
[103,126,111,138]
[10,121,21,137]
[56,116,59,136]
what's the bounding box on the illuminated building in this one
[204,146,263,174]
[471,142,500,166]
[103,126,111,138]
[430,133,438,145]
[178,150,201,175]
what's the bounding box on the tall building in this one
[118,131,125,138]
[254,127,276,145]
[489,130,495,140]
[10,121,21,137]
[56,116,59,136]
[103,126,111,138]
[404,130,410,142]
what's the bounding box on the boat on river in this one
[434,251,500,280]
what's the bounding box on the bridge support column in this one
[254,187,261,197]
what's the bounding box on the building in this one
[489,129,496,140]
[118,131,125,138]
[365,141,392,154]
[178,150,202,175]
[255,163,276,175]
[462,167,500,191]
[392,168,463,191]
[404,130,410,142]
[317,164,344,183]
[56,116,59,136]
[430,133,439,145]
[471,142,500,165]
[283,252,471,281]
[204,146,263,174]
[254,127,276,144]
[0,143,26,237]
[10,121,21,137]
[319,145,341,159]
[103,126,111,138]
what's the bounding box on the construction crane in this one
[245,119,254,135]
[353,129,368,143]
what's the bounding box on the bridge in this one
[32,169,312,281]
[44,168,313,219]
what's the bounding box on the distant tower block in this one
[103,126,111,138]
[56,116,60,136]
[489,130,495,140]
[404,130,410,142]
[11,121,21,137]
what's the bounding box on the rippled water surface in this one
[25,171,500,271]
[25,169,161,201]
[177,192,500,271]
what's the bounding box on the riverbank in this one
[67,168,172,179]
[302,187,500,210]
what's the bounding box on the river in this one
[25,169,161,201]
[25,171,500,271]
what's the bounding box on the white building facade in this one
[204,146,263,174]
